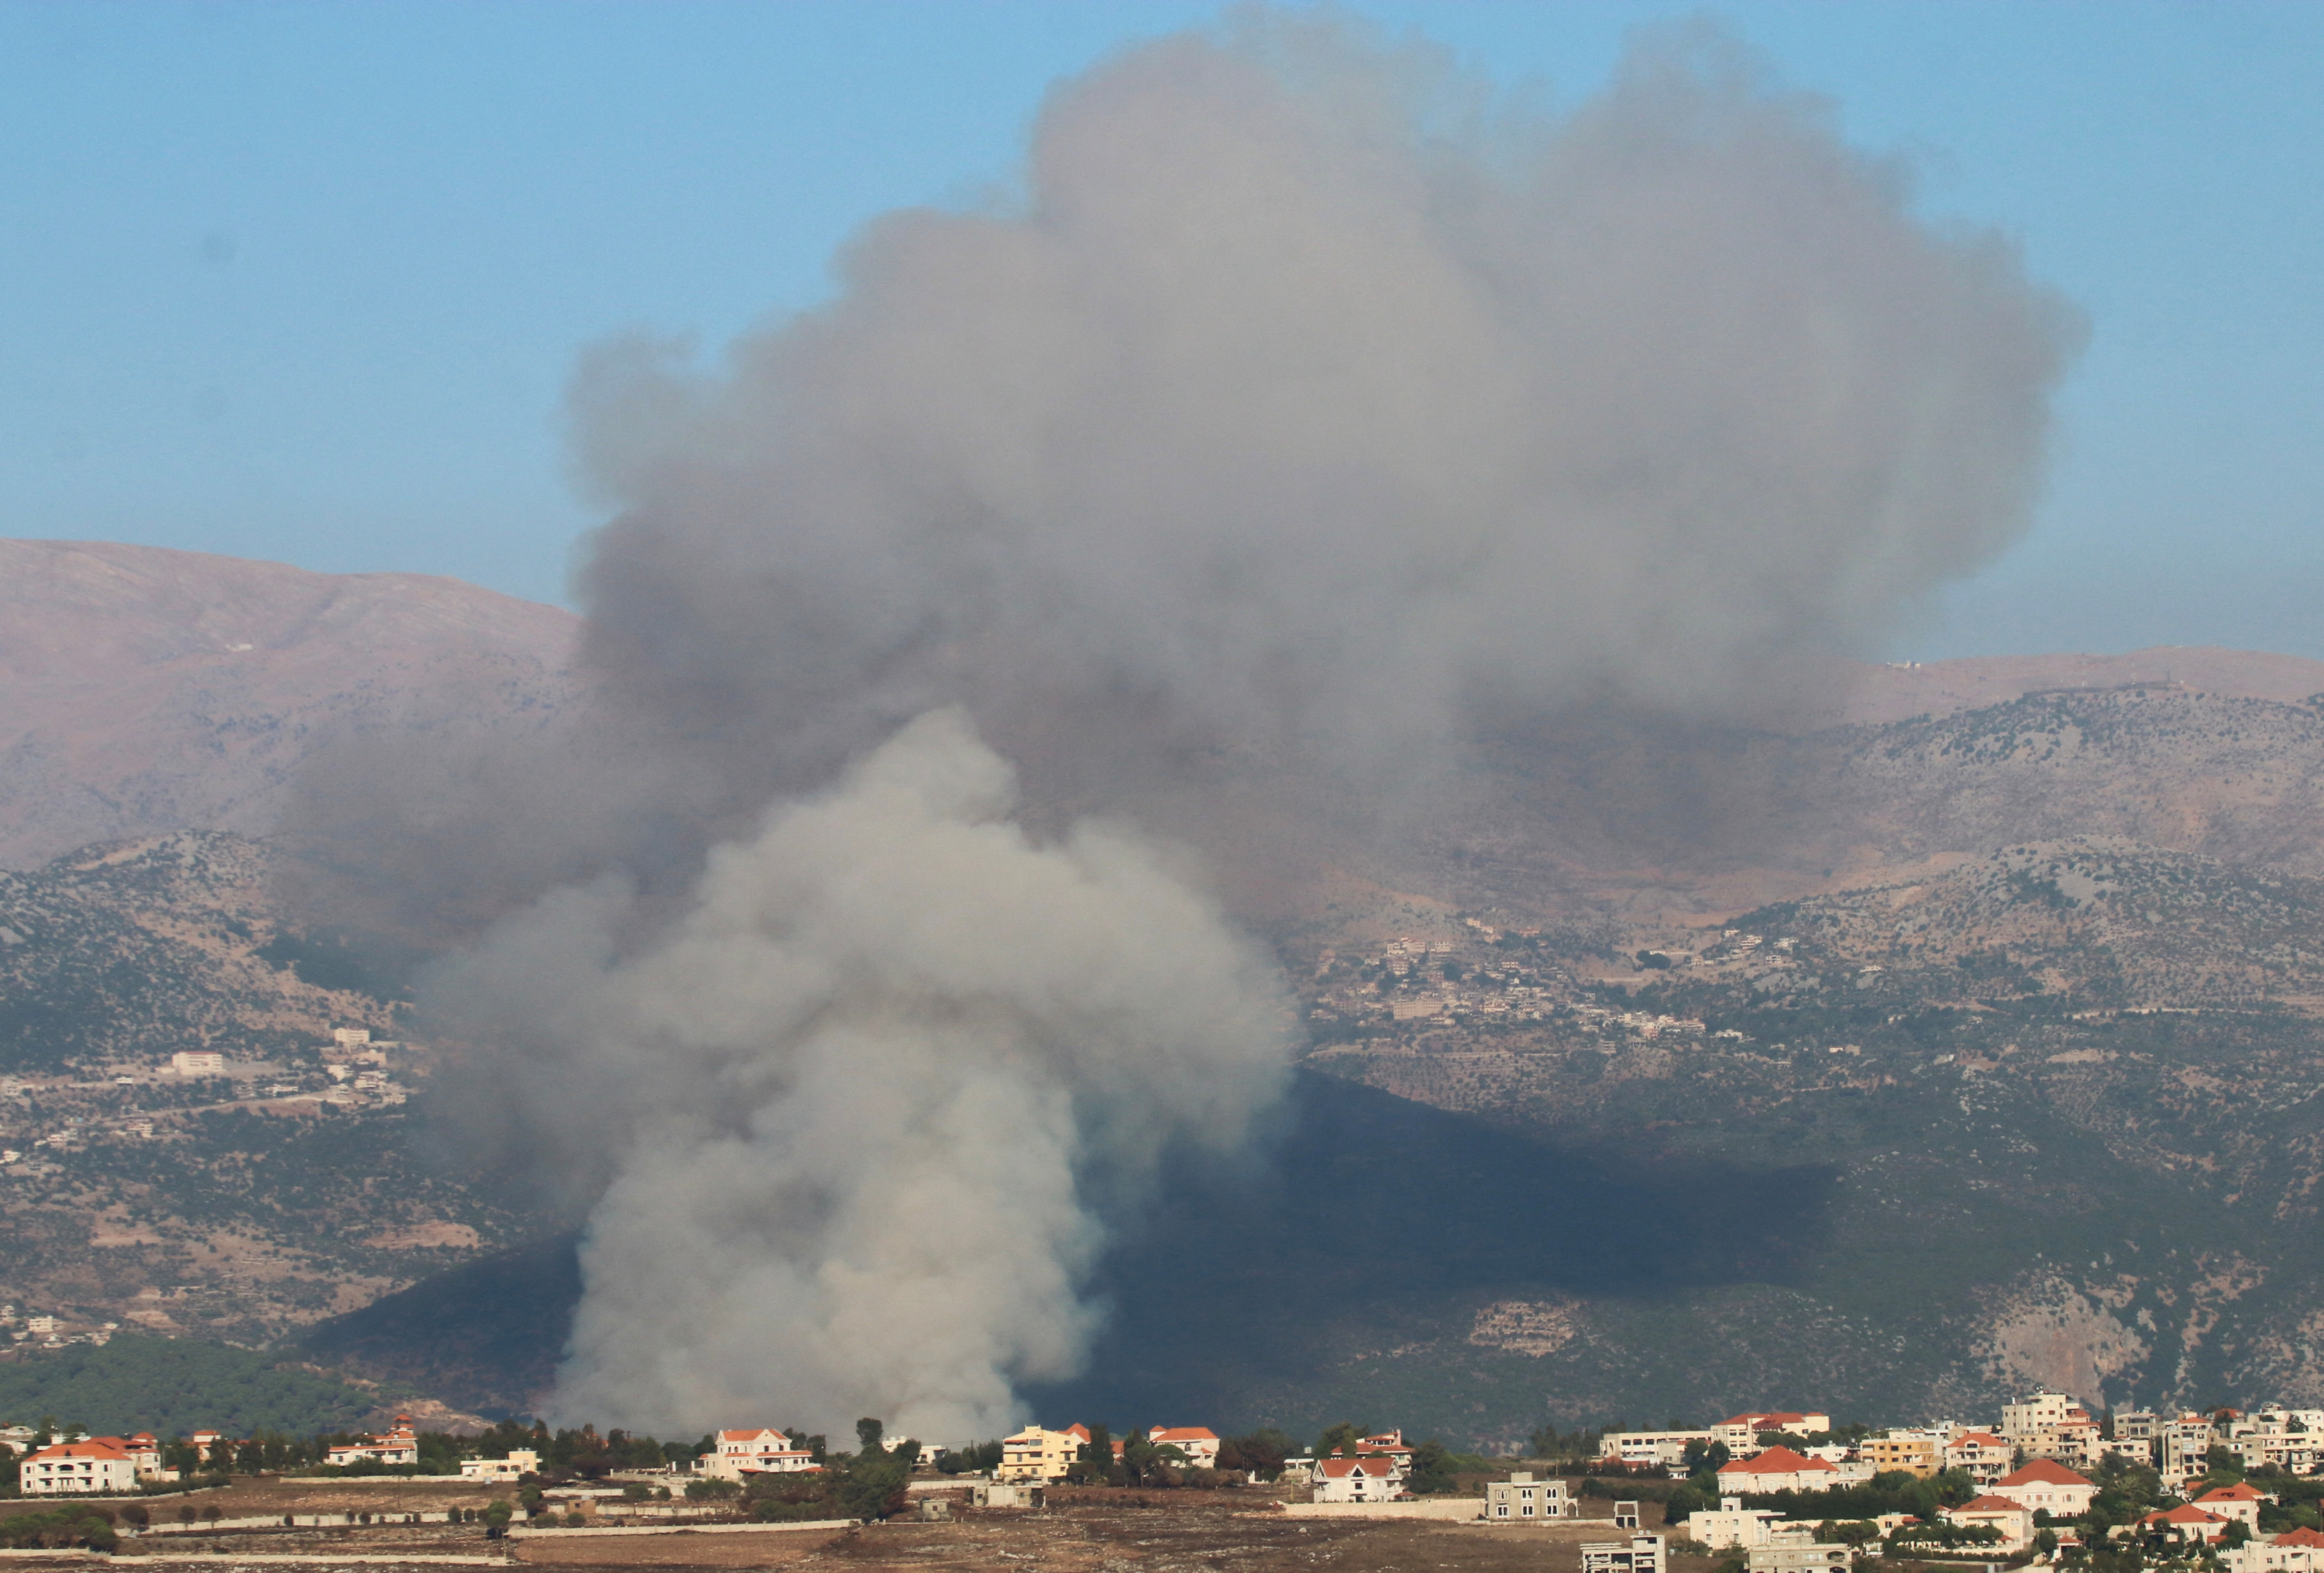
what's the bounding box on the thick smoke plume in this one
[432,709,1289,1439]
[405,12,2080,1437]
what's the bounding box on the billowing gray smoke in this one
[421,12,2079,1437]
[431,709,1290,1439]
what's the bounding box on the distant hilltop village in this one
[0,1387,2319,1568]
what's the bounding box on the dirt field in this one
[0,1482,1707,1573]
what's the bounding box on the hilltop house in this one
[1147,1427,1219,1467]
[2226,1527,2324,1573]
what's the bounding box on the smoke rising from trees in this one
[397,12,2079,1435]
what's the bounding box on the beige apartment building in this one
[999,1424,1089,1483]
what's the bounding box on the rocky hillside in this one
[0,540,578,870]
[0,833,559,1349]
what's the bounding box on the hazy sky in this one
[2,2,2318,661]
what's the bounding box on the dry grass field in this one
[0,1482,1708,1573]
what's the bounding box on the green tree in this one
[1407,1439,1457,1496]
[839,1441,909,1522]
[856,1417,885,1455]
[1315,1421,1367,1458]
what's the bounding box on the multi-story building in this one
[1688,1497,1788,1549]
[1607,1430,1716,1468]
[1946,1495,2033,1551]
[2158,1413,2221,1488]
[1312,1455,1401,1503]
[1745,1541,1853,1573]
[1712,1413,1832,1448]
[1483,1472,1572,1522]
[1859,1432,1941,1477]
[999,1424,1089,1483]
[1944,1429,2013,1485]
[1582,1534,1666,1573]
[20,1440,136,1495]
[461,1450,540,1481]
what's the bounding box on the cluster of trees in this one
[0,1503,125,1551]
[736,1419,913,1523]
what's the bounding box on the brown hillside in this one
[0,540,580,869]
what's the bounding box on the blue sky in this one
[2,2,2319,660]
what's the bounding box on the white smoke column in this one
[432,709,1292,1438]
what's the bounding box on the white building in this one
[1717,1447,1842,1496]
[461,1450,539,1480]
[1583,1534,1666,1573]
[1607,1430,1715,1468]
[2193,1484,2267,1530]
[1946,1494,2033,1551]
[1147,1427,1219,1467]
[170,1051,225,1076]
[700,1428,817,1479]
[1712,1413,1832,1448]
[2225,1530,2324,1573]
[1690,1497,1789,1549]
[20,1440,137,1495]
[1312,1455,1402,1503]
[326,1416,418,1467]
[1989,1459,2096,1516]
[1484,1472,1572,1521]
[1745,1542,1854,1573]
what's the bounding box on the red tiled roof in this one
[1151,1427,1217,1443]
[717,1429,781,1442]
[1064,1424,1091,1443]
[1952,1432,2007,1448]
[27,1441,128,1461]
[1722,1446,1837,1475]
[2196,1483,2262,1503]
[1318,1456,1396,1479]
[2274,1528,2324,1547]
[2144,1506,2228,1526]
[1954,1496,2029,1514]
[1997,1460,2093,1488]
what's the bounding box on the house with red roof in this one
[699,1427,818,1481]
[2222,1527,2324,1573]
[1146,1427,1219,1467]
[325,1415,418,1468]
[20,1439,136,1496]
[2195,1482,2267,1529]
[1943,1430,2013,1486]
[1990,1458,2096,1516]
[1944,1495,2033,1550]
[1716,1446,1841,1496]
[1312,1453,1402,1503]
[999,1424,1091,1483]
[2140,1504,2232,1546]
